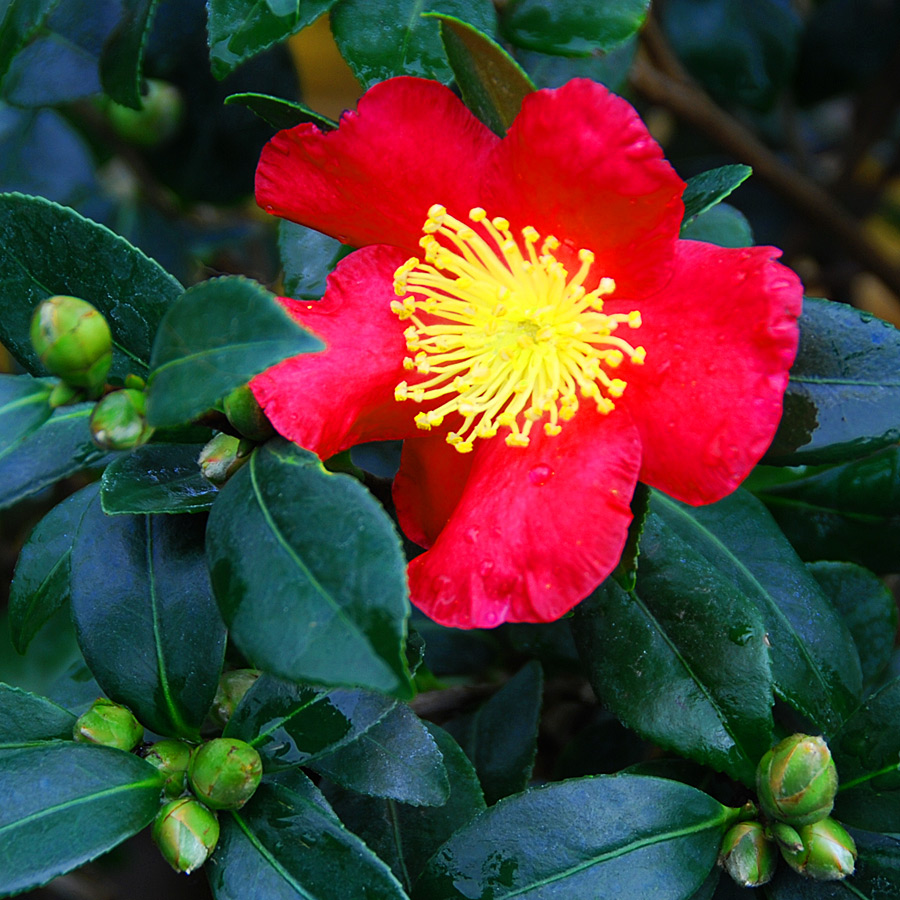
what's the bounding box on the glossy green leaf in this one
[430,13,534,135]
[515,33,636,92]
[613,481,651,591]
[209,768,407,900]
[207,440,412,697]
[331,0,497,90]
[99,0,159,108]
[70,494,226,738]
[0,742,164,896]
[446,660,543,804]
[327,723,485,893]
[0,374,53,454]
[680,165,753,225]
[224,673,396,771]
[0,403,115,511]
[0,193,183,379]
[225,91,337,130]
[0,684,76,746]
[574,507,773,787]
[680,203,753,248]
[279,220,352,301]
[100,442,218,515]
[146,276,321,428]
[756,447,900,573]
[310,702,449,806]
[833,677,900,833]
[207,0,337,79]
[415,775,734,900]
[808,561,898,687]
[766,298,900,465]
[0,0,58,83]
[8,484,98,654]
[499,0,649,56]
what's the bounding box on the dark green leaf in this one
[310,702,449,806]
[0,193,183,379]
[613,481,651,591]
[9,484,98,654]
[808,561,898,688]
[224,673,395,771]
[207,0,337,79]
[70,495,226,738]
[279,220,352,301]
[0,404,116,511]
[445,661,543,804]
[430,13,534,135]
[574,508,773,787]
[766,298,900,465]
[207,440,412,697]
[680,203,753,248]
[99,0,160,108]
[649,490,862,733]
[499,0,649,56]
[0,0,58,83]
[833,677,900,833]
[327,723,486,893]
[146,276,321,428]
[100,442,218,515]
[0,742,163,896]
[225,91,337,130]
[415,775,734,900]
[209,768,407,900]
[515,34,636,92]
[331,0,497,90]
[0,684,76,746]
[680,165,753,225]
[0,374,53,454]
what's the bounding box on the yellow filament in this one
[391,204,645,452]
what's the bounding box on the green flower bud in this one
[769,821,804,852]
[144,739,193,799]
[90,388,154,450]
[719,821,778,888]
[198,433,250,485]
[224,384,275,442]
[188,738,262,810]
[73,698,143,751]
[780,818,857,881]
[756,734,838,826]
[152,797,219,874]
[209,669,259,729]
[30,296,112,396]
[106,79,184,147]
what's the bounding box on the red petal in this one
[622,240,802,504]
[406,410,641,628]
[255,77,498,254]
[483,79,685,297]
[251,245,418,459]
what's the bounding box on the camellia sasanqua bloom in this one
[251,77,802,629]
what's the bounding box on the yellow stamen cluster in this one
[391,204,645,453]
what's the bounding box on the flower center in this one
[391,204,646,453]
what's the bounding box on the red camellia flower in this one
[251,76,802,629]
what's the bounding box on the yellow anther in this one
[455,441,474,453]
[414,412,432,431]
[395,382,409,402]
[608,379,627,398]
[522,226,539,243]
[428,203,447,219]
[628,311,642,328]
[403,358,415,371]
[606,350,624,368]
[544,423,562,437]
[631,346,647,365]
[578,248,595,264]
[469,207,486,222]
[598,277,616,295]
[505,432,530,447]
[492,217,510,231]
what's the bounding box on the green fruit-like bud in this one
[189,738,262,810]
[106,79,184,147]
[210,669,259,728]
[719,821,778,888]
[90,388,154,450]
[198,433,250,485]
[223,384,275,442]
[144,739,193,799]
[769,821,804,852]
[73,698,143,751]
[30,296,112,396]
[756,734,838,826]
[780,818,857,881]
[152,797,219,874]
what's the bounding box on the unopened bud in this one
[73,698,143,751]
[144,739,193,799]
[780,817,857,881]
[224,384,275,442]
[209,669,259,728]
[198,433,250,485]
[90,388,154,450]
[719,821,777,888]
[152,797,219,874]
[106,79,184,147]
[757,734,838,826]
[188,738,262,810]
[30,296,112,396]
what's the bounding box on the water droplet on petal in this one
[529,463,554,486]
